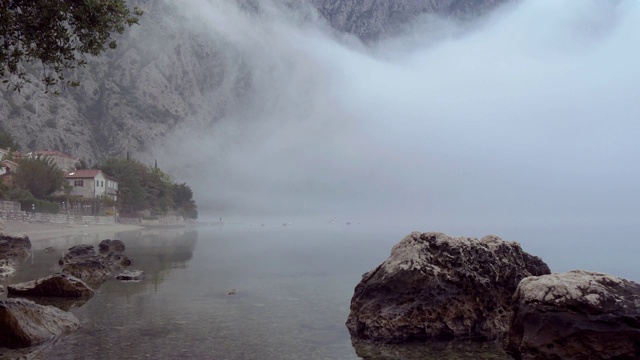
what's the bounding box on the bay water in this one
[2,222,637,359]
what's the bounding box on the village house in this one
[0,159,19,186]
[65,169,119,201]
[15,150,80,172]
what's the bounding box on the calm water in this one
[1,223,638,359]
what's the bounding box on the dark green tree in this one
[0,127,20,151]
[173,183,198,219]
[100,157,147,208]
[14,156,65,199]
[0,0,143,93]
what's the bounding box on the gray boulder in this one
[0,298,80,348]
[58,244,96,265]
[98,239,126,253]
[8,273,95,298]
[0,234,31,261]
[61,259,111,285]
[505,270,640,360]
[346,232,550,343]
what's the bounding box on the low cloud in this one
[156,0,640,230]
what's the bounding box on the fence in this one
[0,200,21,212]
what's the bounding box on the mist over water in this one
[154,0,640,277]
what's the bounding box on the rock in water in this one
[505,270,640,360]
[0,298,80,348]
[0,234,32,261]
[61,260,111,285]
[8,273,95,298]
[59,242,133,284]
[346,232,550,342]
[115,270,144,281]
[98,239,126,253]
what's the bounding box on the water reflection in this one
[352,338,511,360]
[1,226,515,359]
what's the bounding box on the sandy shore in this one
[2,219,144,241]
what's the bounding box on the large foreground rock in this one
[346,232,550,342]
[8,273,95,298]
[505,270,640,360]
[0,298,80,348]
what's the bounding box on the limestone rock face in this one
[505,270,640,360]
[311,0,508,41]
[0,1,507,164]
[346,232,550,343]
[0,298,80,349]
[7,273,95,298]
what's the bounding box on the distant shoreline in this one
[2,219,144,241]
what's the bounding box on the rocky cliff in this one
[0,0,506,164]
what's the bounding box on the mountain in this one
[0,0,506,164]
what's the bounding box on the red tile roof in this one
[65,169,102,179]
[65,169,119,182]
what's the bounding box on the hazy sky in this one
[156,0,640,229]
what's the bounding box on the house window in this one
[74,180,83,187]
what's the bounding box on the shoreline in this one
[1,219,145,242]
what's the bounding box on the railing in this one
[0,200,21,212]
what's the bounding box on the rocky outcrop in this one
[59,243,133,284]
[7,273,95,298]
[115,270,145,281]
[0,298,80,349]
[505,270,640,360]
[310,0,508,41]
[98,239,126,253]
[346,232,550,343]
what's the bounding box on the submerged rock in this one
[8,273,95,298]
[346,232,550,343]
[0,298,80,349]
[59,242,132,284]
[61,259,111,285]
[98,239,126,253]
[115,270,144,281]
[505,270,640,360]
[0,259,16,278]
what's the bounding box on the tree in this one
[100,157,148,208]
[0,127,20,151]
[14,156,65,199]
[173,183,198,219]
[0,1,143,93]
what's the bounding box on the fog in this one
[155,0,640,232]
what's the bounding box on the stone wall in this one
[0,210,115,225]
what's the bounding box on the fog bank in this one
[155,0,640,231]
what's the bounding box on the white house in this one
[65,169,118,201]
